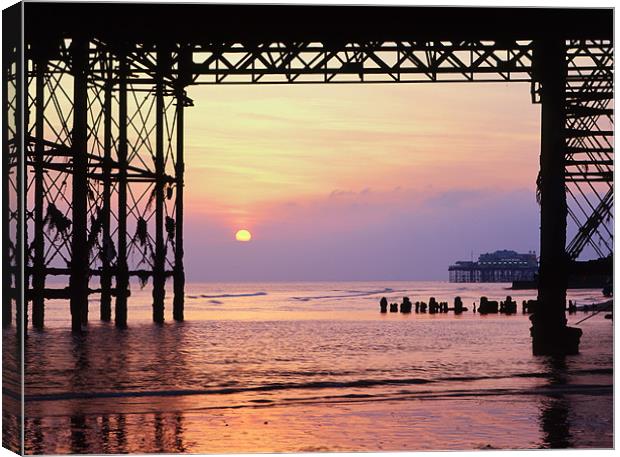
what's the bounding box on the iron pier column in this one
[172,52,188,321]
[531,39,581,355]
[172,92,185,322]
[100,61,113,321]
[32,51,46,329]
[115,49,129,328]
[152,49,166,324]
[69,37,90,332]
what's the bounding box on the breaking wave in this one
[22,367,612,403]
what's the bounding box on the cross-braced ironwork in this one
[16,38,189,331]
[564,41,613,261]
[189,40,535,84]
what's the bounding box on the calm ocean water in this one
[4,281,613,453]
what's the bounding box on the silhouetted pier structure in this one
[3,4,613,354]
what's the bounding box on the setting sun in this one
[235,229,252,242]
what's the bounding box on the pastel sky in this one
[182,82,543,282]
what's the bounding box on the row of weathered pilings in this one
[379,296,592,316]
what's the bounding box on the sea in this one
[3,281,614,453]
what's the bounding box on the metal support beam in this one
[173,48,189,322]
[100,63,113,321]
[531,39,581,355]
[32,54,46,329]
[189,41,535,84]
[173,86,185,322]
[152,49,166,324]
[69,37,90,332]
[115,49,129,328]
